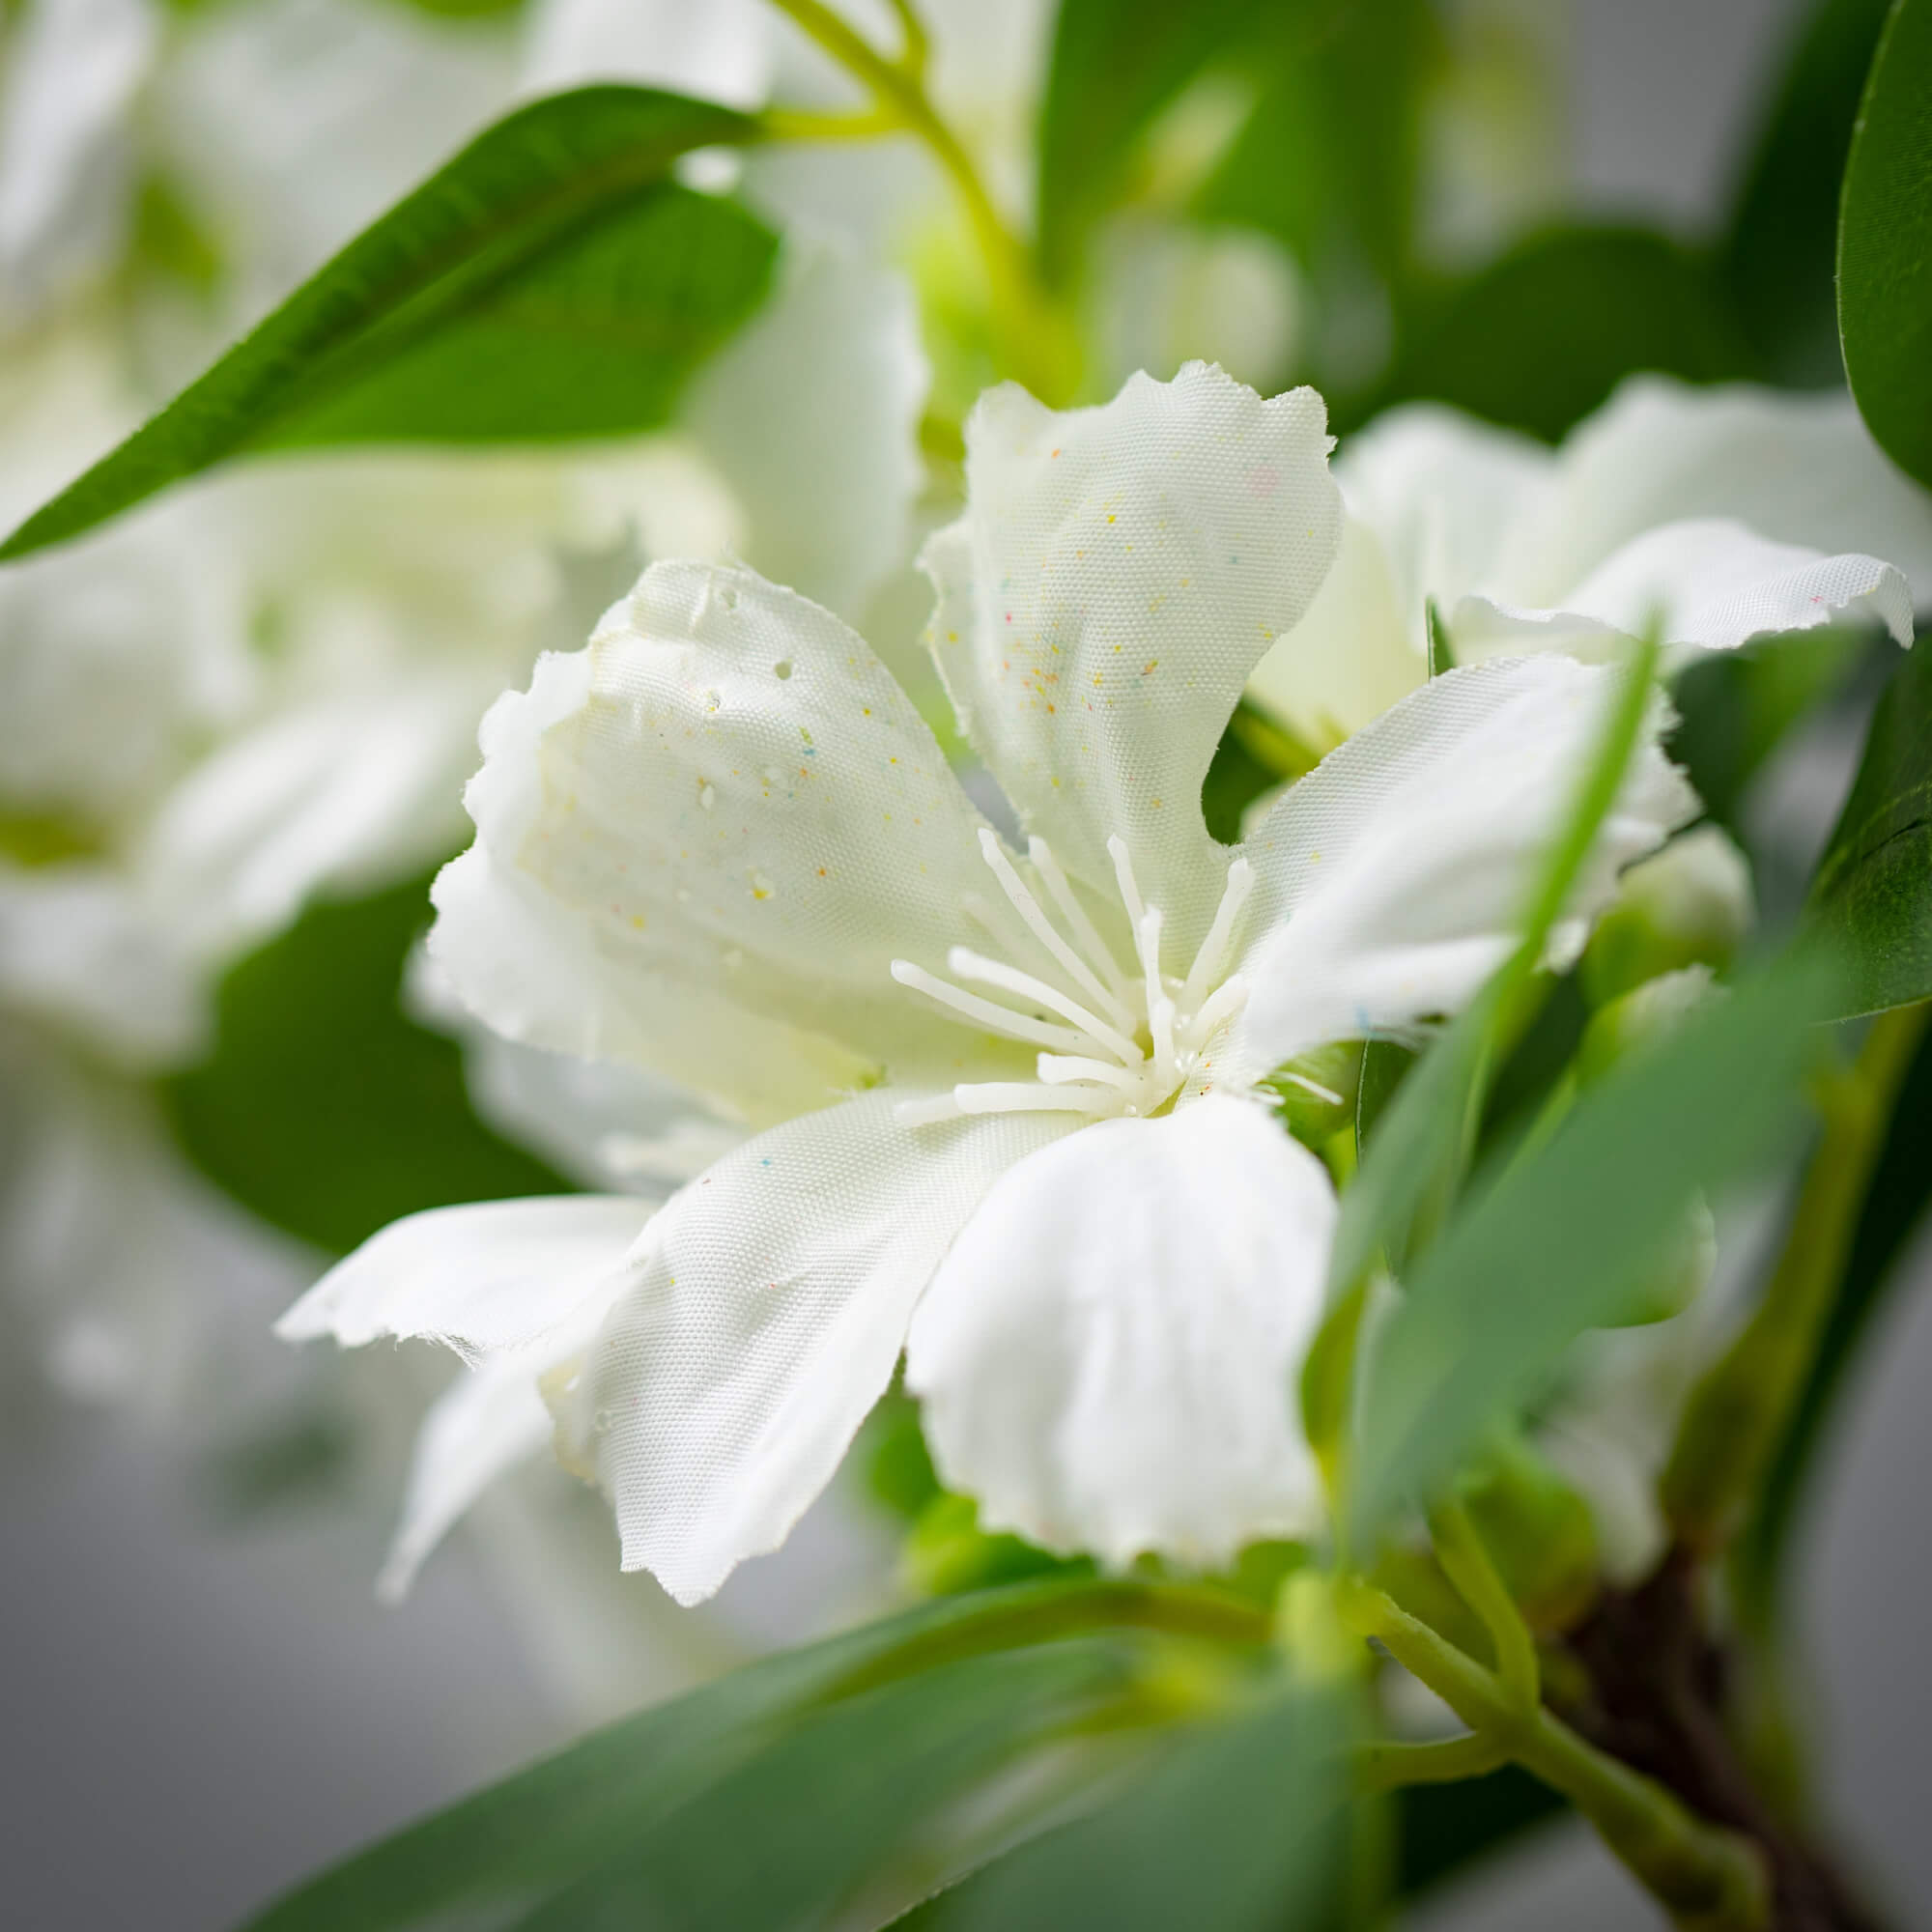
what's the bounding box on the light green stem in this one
[1662,999,1930,1551]
[758,0,1075,399]
[1339,1579,1768,1927]
[1429,1500,1540,1713]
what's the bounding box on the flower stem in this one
[1339,1577,1769,1926]
[1429,1499,1540,1713]
[757,0,1077,399]
[1661,999,1930,1553]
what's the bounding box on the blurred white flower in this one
[1248,376,1932,752]
[281,363,1694,1604]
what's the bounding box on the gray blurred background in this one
[8,1,1931,1927]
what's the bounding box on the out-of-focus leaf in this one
[1838,0,1932,488]
[242,1576,1271,1932]
[906,1684,1352,1931]
[1037,0,1349,280]
[162,873,568,1256]
[1198,0,1435,286]
[1808,637,1932,1015]
[1669,627,1868,831]
[1379,226,1757,442]
[0,88,768,561]
[1739,1009,1932,1605]
[1720,0,1896,384]
[511,1642,1135,1932]
[1349,946,1844,1546]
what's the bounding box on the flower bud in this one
[1577,964,1719,1087]
[1264,1038,1363,1146]
[1581,825,1754,1009]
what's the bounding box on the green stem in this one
[1662,999,1930,1552]
[1429,1500,1540,1713]
[758,0,1074,399]
[1359,1731,1509,1790]
[1339,1578,1768,1927]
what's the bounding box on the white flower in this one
[282,363,1695,1604]
[1248,376,1931,753]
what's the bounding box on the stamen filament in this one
[1190,974,1249,1045]
[1028,837,1137,1005]
[948,947,1141,1063]
[1037,1053,1142,1091]
[891,959,1088,1053]
[978,830,1136,1032]
[1181,858,1255,1016]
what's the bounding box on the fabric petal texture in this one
[906,1094,1335,1567]
[276,1194,653,1362]
[1237,656,1695,1072]
[563,1092,1065,1605]
[923,361,1343,946]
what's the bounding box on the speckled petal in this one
[431,560,1044,1119]
[923,363,1343,952]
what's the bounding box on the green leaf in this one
[1,88,771,562]
[906,1685,1352,1931]
[161,873,569,1256]
[1349,944,1845,1546]
[1838,0,1932,488]
[1036,0,1347,281]
[510,1641,1136,1932]
[1719,0,1895,384]
[242,1577,1269,1932]
[1378,226,1757,442]
[1739,1009,1932,1605]
[1808,635,1932,1015]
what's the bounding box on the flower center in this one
[892,830,1253,1127]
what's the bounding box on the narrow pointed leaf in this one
[1350,945,1845,1546]
[0,88,770,562]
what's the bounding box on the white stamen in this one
[1277,1070,1343,1105]
[950,1082,1119,1117]
[1148,994,1179,1088]
[977,829,1136,1031]
[1028,837,1136,1003]
[1134,906,1166,1016]
[1181,857,1254,1016]
[895,1093,966,1126]
[890,959,1087,1053]
[1190,974,1249,1044]
[1107,835,1149,942]
[947,948,1141,1063]
[1037,1053,1142,1091]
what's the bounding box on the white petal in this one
[0,863,204,1067]
[684,245,929,623]
[0,0,156,320]
[923,363,1343,948]
[905,1094,1334,1568]
[276,1195,651,1362]
[1244,514,1428,752]
[1329,401,1552,640]
[1499,375,1932,611]
[377,1349,555,1604]
[1454,517,1915,662]
[565,1092,1064,1605]
[1236,656,1696,1072]
[519,0,774,103]
[434,561,1039,1110]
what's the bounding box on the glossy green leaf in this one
[1808,635,1932,1015]
[0,88,770,562]
[162,873,568,1256]
[1349,945,1845,1546]
[1380,226,1757,442]
[1720,0,1895,384]
[907,1685,1351,1931]
[510,1641,1136,1932]
[1838,0,1932,488]
[242,1577,1268,1932]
